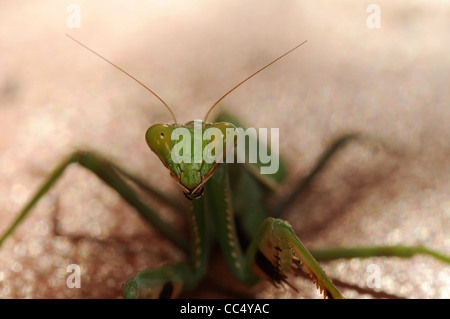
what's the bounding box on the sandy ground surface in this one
[0,1,449,299]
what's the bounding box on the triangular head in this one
[145,120,236,199]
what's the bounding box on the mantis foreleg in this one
[123,196,210,298]
[207,164,344,299]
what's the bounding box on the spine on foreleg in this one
[253,218,343,299]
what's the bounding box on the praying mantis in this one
[0,35,449,299]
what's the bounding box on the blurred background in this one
[0,0,448,298]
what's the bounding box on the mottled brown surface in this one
[0,1,448,299]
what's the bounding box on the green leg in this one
[112,164,184,213]
[311,246,450,264]
[123,196,210,298]
[246,218,345,299]
[206,165,256,285]
[0,150,210,298]
[207,165,344,298]
[213,111,282,240]
[0,150,188,253]
[266,132,450,266]
[231,167,270,239]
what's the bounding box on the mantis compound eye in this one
[145,124,173,160]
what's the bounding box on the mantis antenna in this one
[203,40,307,123]
[65,34,178,125]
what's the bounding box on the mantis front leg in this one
[207,164,345,299]
[123,196,210,298]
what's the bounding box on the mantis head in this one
[145,120,236,200]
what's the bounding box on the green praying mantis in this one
[1,35,449,299]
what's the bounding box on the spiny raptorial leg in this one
[248,218,344,298]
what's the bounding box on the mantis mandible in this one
[1,35,449,299]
